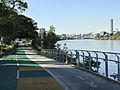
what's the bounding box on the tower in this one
[110,19,113,34]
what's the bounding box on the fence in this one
[41,49,120,82]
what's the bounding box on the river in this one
[57,39,120,53]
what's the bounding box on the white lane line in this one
[16,70,19,79]
[77,76,97,88]
[16,55,19,66]
[85,82,97,88]
[77,76,85,81]
[16,55,20,79]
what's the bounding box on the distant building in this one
[58,33,82,40]
[40,28,45,33]
[82,32,93,39]
[99,31,109,36]
[40,28,45,40]
[110,19,113,34]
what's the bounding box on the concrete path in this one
[26,48,120,90]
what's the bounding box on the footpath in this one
[26,47,120,90]
[1,46,120,90]
[0,47,64,90]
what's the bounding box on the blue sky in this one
[23,0,120,34]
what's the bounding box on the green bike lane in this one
[0,47,64,90]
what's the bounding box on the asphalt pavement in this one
[26,48,120,90]
[0,47,63,90]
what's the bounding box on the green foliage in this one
[84,56,101,72]
[45,29,56,49]
[36,25,57,49]
[2,44,14,51]
[94,32,120,40]
[1,0,28,12]
[0,0,38,45]
[45,26,57,49]
[13,15,38,39]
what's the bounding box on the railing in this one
[41,49,120,82]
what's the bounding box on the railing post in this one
[51,49,53,59]
[65,50,68,64]
[53,50,55,60]
[81,51,85,68]
[53,50,56,60]
[57,49,59,61]
[58,49,61,61]
[103,52,108,78]
[61,50,64,62]
[55,50,57,61]
[69,50,73,65]
[118,57,120,81]
[115,54,120,81]
[94,51,99,72]
[87,51,92,71]
[75,50,80,66]
[59,50,62,62]
[49,49,51,58]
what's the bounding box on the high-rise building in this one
[110,19,113,34]
[40,28,45,49]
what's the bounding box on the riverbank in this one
[94,32,120,40]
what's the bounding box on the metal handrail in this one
[41,48,120,82]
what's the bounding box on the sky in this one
[23,0,120,34]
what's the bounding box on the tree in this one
[44,25,57,49]
[1,0,28,12]
[12,14,38,39]
[0,0,28,44]
[49,25,55,32]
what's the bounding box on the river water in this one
[57,39,120,53]
[57,39,120,80]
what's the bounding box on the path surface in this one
[0,47,63,90]
[25,47,120,90]
[1,46,120,90]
